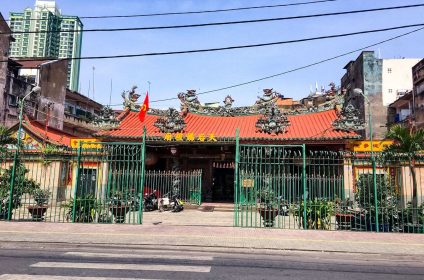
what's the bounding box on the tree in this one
[0,126,16,158]
[384,124,424,225]
[0,125,40,219]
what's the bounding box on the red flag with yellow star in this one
[138,92,149,123]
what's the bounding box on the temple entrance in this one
[212,165,234,202]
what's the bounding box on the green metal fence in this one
[144,170,202,206]
[0,141,146,224]
[234,144,424,233]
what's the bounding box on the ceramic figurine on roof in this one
[178,89,200,111]
[93,106,119,129]
[217,95,235,117]
[332,102,365,131]
[122,85,141,110]
[256,104,290,135]
[154,108,187,133]
[223,95,234,108]
[255,89,279,114]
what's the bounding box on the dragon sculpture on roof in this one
[122,85,141,111]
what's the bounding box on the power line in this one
[6,3,424,34]
[4,23,424,64]
[146,26,424,104]
[20,26,424,109]
[5,0,339,21]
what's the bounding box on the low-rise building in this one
[341,51,420,139]
[412,59,424,129]
[388,91,413,127]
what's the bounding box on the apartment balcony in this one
[63,112,100,135]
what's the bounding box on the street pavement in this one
[0,242,424,279]
[0,208,423,256]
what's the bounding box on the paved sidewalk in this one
[1,217,423,256]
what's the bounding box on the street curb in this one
[3,239,423,257]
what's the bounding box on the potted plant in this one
[28,188,51,221]
[298,198,333,230]
[335,198,354,230]
[355,174,398,232]
[63,194,97,223]
[256,178,278,227]
[97,204,113,224]
[109,191,131,223]
[0,159,40,220]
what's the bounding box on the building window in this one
[8,95,18,107]
[388,68,392,74]
[388,89,393,93]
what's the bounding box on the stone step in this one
[184,203,235,212]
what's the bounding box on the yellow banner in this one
[71,138,102,149]
[351,140,393,152]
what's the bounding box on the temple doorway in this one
[212,164,234,202]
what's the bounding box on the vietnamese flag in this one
[138,92,149,123]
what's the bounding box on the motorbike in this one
[143,190,158,211]
[159,192,184,212]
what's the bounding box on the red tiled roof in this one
[23,117,74,147]
[97,109,359,142]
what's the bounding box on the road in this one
[0,242,423,280]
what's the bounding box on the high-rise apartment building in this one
[9,0,83,91]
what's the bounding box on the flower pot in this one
[258,207,279,227]
[335,213,354,230]
[27,205,48,221]
[109,205,130,223]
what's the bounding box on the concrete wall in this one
[400,166,424,206]
[382,59,420,106]
[362,52,385,140]
[341,51,385,139]
[0,14,13,127]
[37,60,67,130]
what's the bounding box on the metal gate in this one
[1,140,146,224]
[74,142,146,224]
[234,141,307,229]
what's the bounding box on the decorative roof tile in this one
[97,109,359,141]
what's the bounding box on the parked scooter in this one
[159,192,184,212]
[143,190,158,211]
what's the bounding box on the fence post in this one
[7,149,20,221]
[198,170,202,205]
[372,157,379,232]
[138,127,146,224]
[234,128,240,227]
[72,142,82,223]
[302,144,307,230]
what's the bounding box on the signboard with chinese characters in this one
[71,138,102,149]
[241,179,254,188]
[351,140,393,152]
[163,132,217,142]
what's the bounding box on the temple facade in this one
[97,88,361,202]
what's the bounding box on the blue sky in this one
[2,0,424,109]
